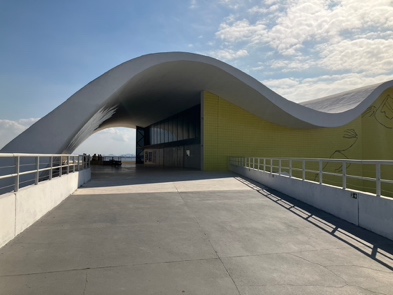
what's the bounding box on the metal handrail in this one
[0,153,90,194]
[230,157,393,198]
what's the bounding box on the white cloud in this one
[0,118,39,149]
[207,0,393,100]
[214,0,393,55]
[190,0,198,9]
[248,4,281,15]
[318,38,393,75]
[264,0,280,5]
[270,57,313,72]
[210,49,249,61]
[74,128,136,155]
[219,0,244,10]
[216,20,267,44]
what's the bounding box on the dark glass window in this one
[146,105,200,147]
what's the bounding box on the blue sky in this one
[1,0,393,154]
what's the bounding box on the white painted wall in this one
[231,165,393,241]
[0,169,91,248]
[0,192,15,248]
[358,194,393,240]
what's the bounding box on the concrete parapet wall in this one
[231,165,393,241]
[0,169,91,248]
[0,192,16,248]
[358,194,393,240]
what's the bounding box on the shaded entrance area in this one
[0,166,392,294]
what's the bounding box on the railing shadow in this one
[235,176,393,271]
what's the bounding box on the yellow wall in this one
[203,91,393,196]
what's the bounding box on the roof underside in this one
[95,54,393,131]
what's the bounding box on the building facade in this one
[2,52,392,194]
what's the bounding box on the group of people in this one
[91,154,103,163]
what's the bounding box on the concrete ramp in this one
[0,167,392,294]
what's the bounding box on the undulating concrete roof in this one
[2,52,393,154]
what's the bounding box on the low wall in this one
[231,165,393,241]
[0,169,91,248]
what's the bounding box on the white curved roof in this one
[2,52,393,154]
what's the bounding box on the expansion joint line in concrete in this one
[289,252,393,295]
[0,258,225,278]
[0,265,127,278]
[83,271,88,295]
[176,192,242,295]
[287,252,347,286]
[216,246,346,260]
[290,249,393,273]
[213,254,242,295]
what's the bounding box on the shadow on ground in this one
[235,176,393,271]
[83,166,393,270]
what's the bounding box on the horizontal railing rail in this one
[230,157,393,198]
[0,153,90,195]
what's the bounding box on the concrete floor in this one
[0,165,393,295]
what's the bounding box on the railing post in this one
[279,159,282,175]
[342,161,347,190]
[289,159,292,178]
[59,156,62,177]
[263,158,266,171]
[73,156,75,173]
[35,156,40,185]
[252,157,255,169]
[257,158,260,171]
[376,163,381,197]
[15,156,20,192]
[319,160,323,184]
[302,160,305,180]
[49,156,53,180]
[270,159,273,174]
[67,155,70,174]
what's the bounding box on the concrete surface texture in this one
[0,166,392,295]
[231,165,393,240]
[0,169,91,248]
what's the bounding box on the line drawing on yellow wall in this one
[362,95,393,129]
[315,129,358,181]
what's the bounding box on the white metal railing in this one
[229,157,393,198]
[0,153,90,195]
